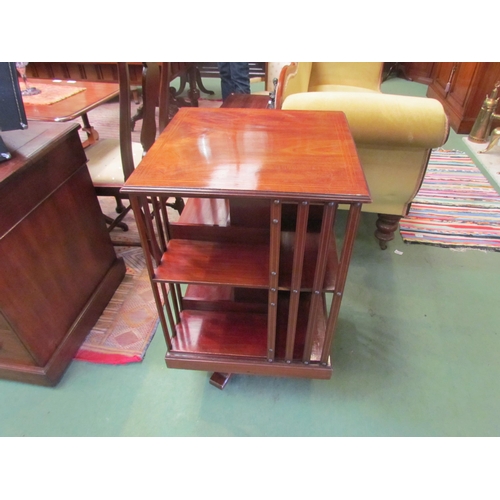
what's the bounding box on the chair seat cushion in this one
[308,84,379,93]
[85,139,144,184]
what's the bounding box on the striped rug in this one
[399,149,500,250]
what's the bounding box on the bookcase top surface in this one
[123,108,371,203]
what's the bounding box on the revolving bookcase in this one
[122,108,370,389]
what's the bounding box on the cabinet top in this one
[122,108,371,203]
[0,121,80,185]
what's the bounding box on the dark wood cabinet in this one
[0,122,125,386]
[401,63,435,84]
[427,62,500,134]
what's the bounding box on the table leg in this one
[80,112,99,148]
[195,64,215,96]
[187,65,200,107]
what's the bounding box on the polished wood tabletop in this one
[220,93,270,109]
[21,78,119,148]
[122,107,371,203]
[21,78,119,122]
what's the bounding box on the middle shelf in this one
[153,231,339,291]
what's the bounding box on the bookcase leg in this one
[209,372,232,390]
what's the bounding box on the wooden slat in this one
[321,203,362,364]
[285,201,309,362]
[303,203,337,362]
[267,200,282,362]
[158,282,173,350]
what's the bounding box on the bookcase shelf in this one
[153,231,339,291]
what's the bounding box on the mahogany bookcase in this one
[122,108,371,389]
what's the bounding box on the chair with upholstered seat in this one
[251,62,290,107]
[276,62,450,248]
[85,62,184,233]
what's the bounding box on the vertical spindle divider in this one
[320,203,362,364]
[267,199,282,362]
[159,281,175,349]
[302,202,337,363]
[158,195,183,315]
[137,195,162,266]
[151,196,167,252]
[130,195,174,349]
[285,200,309,362]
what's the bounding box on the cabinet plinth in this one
[122,108,371,386]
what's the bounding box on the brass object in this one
[480,127,500,153]
[469,82,500,145]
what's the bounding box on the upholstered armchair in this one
[276,62,450,249]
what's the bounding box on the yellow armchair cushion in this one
[308,85,379,93]
[282,91,449,148]
[308,62,383,92]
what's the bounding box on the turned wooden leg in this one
[187,65,200,107]
[115,197,125,214]
[195,65,215,96]
[375,214,401,250]
[209,372,232,390]
[80,113,99,148]
[131,104,143,131]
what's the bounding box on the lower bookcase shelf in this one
[165,296,333,380]
[165,285,331,374]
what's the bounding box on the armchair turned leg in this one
[115,197,125,214]
[375,214,401,250]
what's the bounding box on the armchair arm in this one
[275,62,312,109]
[282,92,450,148]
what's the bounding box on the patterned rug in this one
[74,246,159,364]
[399,149,500,250]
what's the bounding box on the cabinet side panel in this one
[0,166,118,366]
[0,312,36,365]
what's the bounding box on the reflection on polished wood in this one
[123,108,370,201]
[122,108,370,389]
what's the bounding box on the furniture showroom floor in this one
[2,77,499,441]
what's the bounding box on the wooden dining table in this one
[21,78,119,148]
